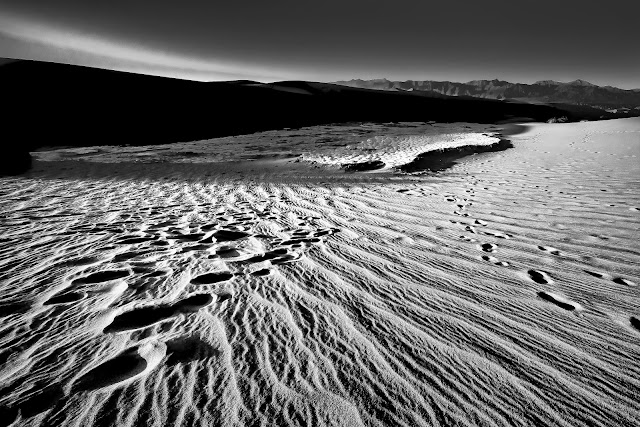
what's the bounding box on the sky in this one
[0,0,638,88]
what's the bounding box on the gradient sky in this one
[0,0,638,88]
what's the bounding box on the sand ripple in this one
[1,119,639,426]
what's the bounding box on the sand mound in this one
[302,131,500,170]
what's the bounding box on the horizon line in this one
[2,56,639,91]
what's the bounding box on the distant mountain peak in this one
[332,77,640,110]
[534,80,597,87]
[535,80,562,86]
[568,79,597,87]
[466,79,511,86]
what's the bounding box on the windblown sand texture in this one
[1,119,639,426]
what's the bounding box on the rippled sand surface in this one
[1,119,639,426]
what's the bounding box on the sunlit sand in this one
[1,118,639,426]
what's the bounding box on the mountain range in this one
[333,78,640,111]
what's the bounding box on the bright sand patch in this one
[0,119,639,426]
[301,132,499,169]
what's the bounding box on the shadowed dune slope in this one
[1,60,597,154]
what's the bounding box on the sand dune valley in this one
[1,118,640,427]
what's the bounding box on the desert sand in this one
[1,119,639,426]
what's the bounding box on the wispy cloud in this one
[0,11,290,81]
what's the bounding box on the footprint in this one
[584,270,606,279]
[613,277,636,286]
[483,231,511,239]
[391,236,414,245]
[112,250,154,263]
[479,243,497,253]
[72,341,166,392]
[538,246,561,256]
[191,272,234,285]
[214,247,242,259]
[528,269,553,285]
[212,230,250,241]
[44,291,87,306]
[271,252,303,264]
[482,255,509,266]
[216,292,233,303]
[313,228,340,237]
[251,268,272,277]
[104,307,169,333]
[537,291,582,311]
[104,294,213,333]
[245,248,291,264]
[172,294,214,312]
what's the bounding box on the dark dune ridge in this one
[0,59,605,175]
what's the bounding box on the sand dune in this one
[1,119,639,426]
